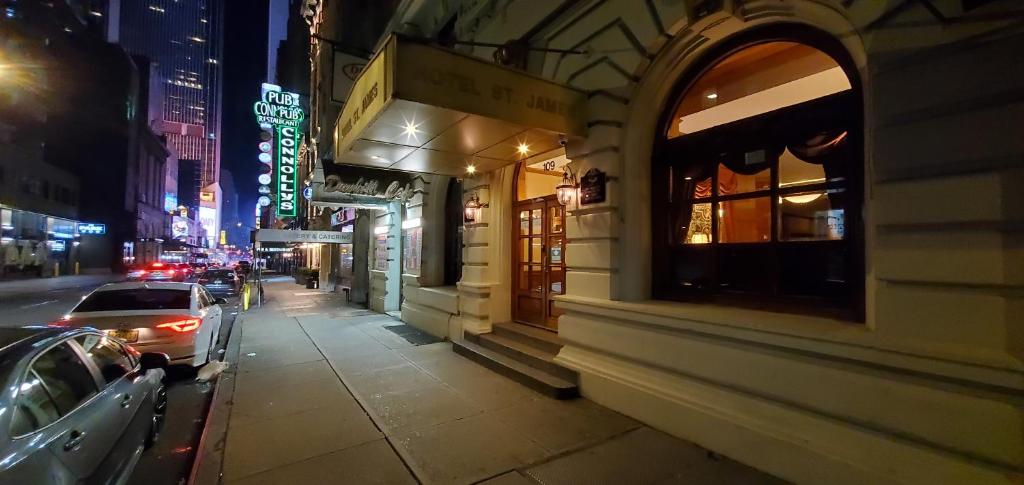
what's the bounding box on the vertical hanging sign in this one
[253,84,305,218]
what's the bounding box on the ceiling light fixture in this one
[706,93,718,99]
[517,142,530,156]
[403,121,420,137]
[466,164,476,175]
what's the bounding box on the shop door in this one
[513,197,566,330]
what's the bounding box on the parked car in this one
[0,326,168,484]
[189,262,208,275]
[199,269,240,298]
[132,262,186,282]
[62,282,225,367]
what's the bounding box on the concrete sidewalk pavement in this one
[214,281,783,484]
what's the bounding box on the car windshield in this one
[74,289,191,311]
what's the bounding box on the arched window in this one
[652,28,864,320]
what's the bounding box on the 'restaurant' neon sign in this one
[253,84,305,217]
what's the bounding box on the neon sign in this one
[78,223,106,235]
[253,84,304,218]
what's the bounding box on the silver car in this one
[0,327,168,484]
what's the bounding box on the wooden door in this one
[513,197,565,330]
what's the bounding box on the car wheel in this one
[145,385,167,450]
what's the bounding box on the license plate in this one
[214,280,223,284]
[108,329,139,343]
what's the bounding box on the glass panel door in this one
[512,198,567,331]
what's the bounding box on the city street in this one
[0,275,240,485]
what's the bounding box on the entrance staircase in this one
[453,322,579,399]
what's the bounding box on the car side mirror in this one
[214,297,228,305]
[140,352,170,370]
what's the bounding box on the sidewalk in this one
[0,273,122,298]
[215,281,784,484]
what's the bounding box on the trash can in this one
[305,271,319,289]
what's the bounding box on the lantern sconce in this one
[464,193,488,223]
[555,165,579,207]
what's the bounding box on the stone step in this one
[492,322,564,354]
[477,332,578,383]
[452,339,579,400]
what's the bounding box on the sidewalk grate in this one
[383,324,442,346]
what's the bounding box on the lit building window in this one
[654,38,863,319]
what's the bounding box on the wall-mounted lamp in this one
[555,166,579,207]
[463,194,488,223]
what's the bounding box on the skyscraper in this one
[115,0,224,247]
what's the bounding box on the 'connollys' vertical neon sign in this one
[253,85,305,218]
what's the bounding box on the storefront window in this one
[653,35,863,319]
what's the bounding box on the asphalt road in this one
[0,283,105,328]
[0,277,240,485]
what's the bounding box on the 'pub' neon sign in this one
[253,84,305,218]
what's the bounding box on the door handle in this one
[63,430,87,451]
[121,394,133,408]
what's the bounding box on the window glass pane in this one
[779,191,845,241]
[549,206,563,233]
[530,209,542,235]
[74,289,191,312]
[718,198,771,243]
[530,238,542,264]
[374,234,389,271]
[403,226,422,274]
[778,148,827,189]
[549,238,563,264]
[717,163,770,196]
[31,343,98,415]
[76,335,133,385]
[519,211,529,234]
[692,177,712,199]
[11,370,61,436]
[668,42,851,138]
[520,238,529,263]
[680,203,712,244]
[549,268,564,295]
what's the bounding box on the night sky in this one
[221,0,272,226]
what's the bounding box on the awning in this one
[333,35,588,176]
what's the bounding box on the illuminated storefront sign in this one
[253,84,305,218]
[78,223,106,235]
[172,217,189,240]
[199,207,217,248]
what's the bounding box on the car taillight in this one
[169,269,177,274]
[157,318,201,332]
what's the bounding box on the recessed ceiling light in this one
[403,121,420,137]
[516,143,529,155]
[706,93,718,100]
[466,165,476,174]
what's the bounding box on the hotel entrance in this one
[512,152,569,331]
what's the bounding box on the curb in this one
[187,308,246,485]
